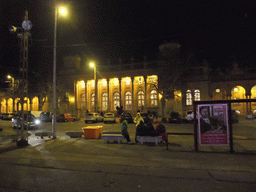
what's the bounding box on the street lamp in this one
[53,6,67,139]
[7,75,14,95]
[90,63,97,112]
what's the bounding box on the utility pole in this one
[9,10,32,146]
[17,11,29,146]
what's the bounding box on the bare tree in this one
[154,42,193,122]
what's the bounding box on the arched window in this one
[32,97,39,111]
[138,91,144,107]
[113,92,120,110]
[102,93,108,111]
[150,90,158,106]
[91,93,95,109]
[80,93,85,109]
[194,89,200,101]
[125,91,132,110]
[186,90,192,105]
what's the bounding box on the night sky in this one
[1,0,256,82]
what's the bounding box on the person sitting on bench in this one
[144,122,159,136]
[155,121,167,142]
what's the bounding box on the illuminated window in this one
[194,89,200,101]
[102,79,107,87]
[80,80,85,88]
[138,77,142,85]
[150,90,158,106]
[81,93,85,109]
[125,91,132,110]
[113,92,120,110]
[91,93,95,108]
[58,97,61,109]
[151,76,156,84]
[92,80,95,87]
[186,90,192,105]
[125,77,131,86]
[114,78,119,86]
[102,93,108,111]
[138,91,144,107]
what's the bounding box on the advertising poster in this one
[198,104,229,145]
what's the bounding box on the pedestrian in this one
[155,121,167,142]
[152,111,156,120]
[121,120,133,144]
[147,109,150,116]
[145,122,159,136]
[134,112,144,143]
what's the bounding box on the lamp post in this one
[90,63,97,112]
[53,6,67,139]
[7,75,14,95]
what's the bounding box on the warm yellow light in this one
[159,94,162,99]
[90,63,95,68]
[234,88,239,92]
[59,7,67,16]
[7,75,12,79]
[80,80,85,88]
[125,77,131,85]
[102,79,107,87]
[114,78,118,86]
[69,97,75,103]
[216,89,220,93]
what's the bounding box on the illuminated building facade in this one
[1,56,256,118]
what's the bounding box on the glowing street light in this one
[7,75,14,94]
[53,6,68,139]
[90,62,97,112]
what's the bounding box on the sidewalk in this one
[0,132,256,191]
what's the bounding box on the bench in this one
[35,131,52,139]
[66,131,83,138]
[137,136,162,145]
[101,134,124,144]
[102,131,122,134]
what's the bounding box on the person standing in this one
[134,112,144,143]
[121,120,133,144]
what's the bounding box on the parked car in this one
[84,112,103,123]
[103,112,116,123]
[2,113,15,120]
[12,113,41,129]
[56,113,76,122]
[119,112,133,123]
[0,113,5,119]
[246,111,255,119]
[168,112,181,123]
[40,112,52,122]
[140,112,151,123]
[63,113,76,122]
[184,110,198,123]
[56,113,66,122]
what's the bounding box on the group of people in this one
[121,112,167,144]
